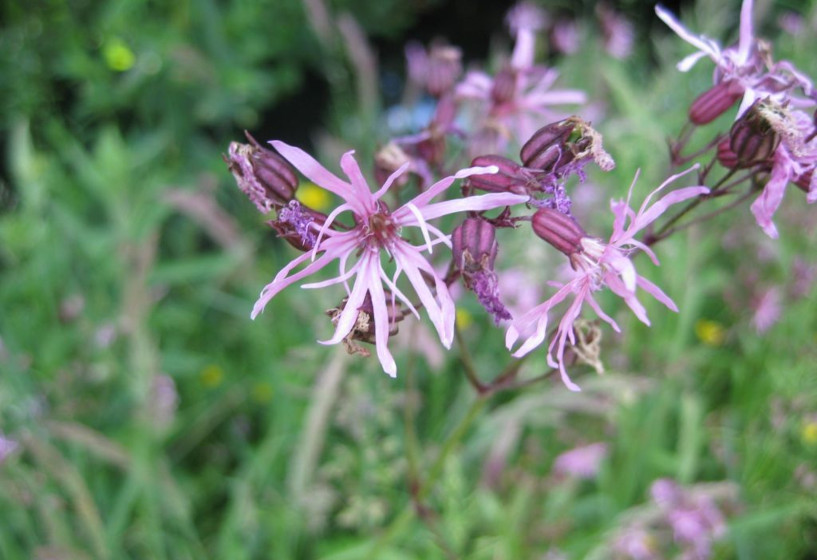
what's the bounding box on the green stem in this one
[366,395,488,558]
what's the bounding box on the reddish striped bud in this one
[729,101,780,167]
[688,81,743,125]
[451,218,511,323]
[466,155,528,194]
[532,207,586,256]
[520,119,577,169]
[716,138,738,169]
[225,132,298,212]
[452,218,498,273]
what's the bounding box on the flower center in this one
[365,204,399,249]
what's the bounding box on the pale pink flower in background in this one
[656,0,815,118]
[613,527,659,560]
[456,3,586,147]
[598,4,634,59]
[0,434,19,464]
[506,167,708,391]
[550,18,580,55]
[750,286,781,333]
[505,2,548,70]
[553,442,608,479]
[251,141,528,377]
[651,479,727,560]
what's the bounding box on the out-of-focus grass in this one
[2,0,817,558]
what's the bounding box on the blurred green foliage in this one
[1,0,817,558]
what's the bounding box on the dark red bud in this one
[688,81,743,125]
[244,132,299,199]
[466,155,527,193]
[520,119,576,169]
[225,132,299,212]
[531,208,586,256]
[716,138,738,169]
[729,101,780,167]
[452,218,498,276]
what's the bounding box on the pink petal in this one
[270,141,351,201]
[411,192,528,222]
[637,276,678,312]
[750,151,794,238]
[737,0,755,64]
[251,239,355,319]
[319,251,375,345]
[366,258,398,376]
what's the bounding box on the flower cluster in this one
[224,0,810,391]
[659,0,817,238]
[612,479,737,560]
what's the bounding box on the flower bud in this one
[729,101,780,167]
[427,45,462,97]
[466,155,527,193]
[522,118,614,173]
[716,138,738,169]
[452,218,498,273]
[532,207,586,256]
[451,218,511,323]
[688,80,743,125]
[225,132,298,212]
[520,119,576,169]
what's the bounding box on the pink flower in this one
[553,442,608,479]
[749,105,817,238]
[656,0,815,119]
[0,433,18,464]
[456,5,585,148]
[252,141,528,377]
[506,167,708,391]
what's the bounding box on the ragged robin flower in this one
[506,167,708,390]
[251,141,528,377]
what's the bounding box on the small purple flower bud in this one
[688,80,743,125]
[520,119,576,169]
[491,67,518,105]
[522,117,614,173]
[531,207,586,256]
[452,218,511,324]
[716,138,738,169]
[0,434,19,465]
[427,45,462,97]
[453,217,498,271]
[466,155,528,194]
[225,132,299,212]
[729,100,780,167]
